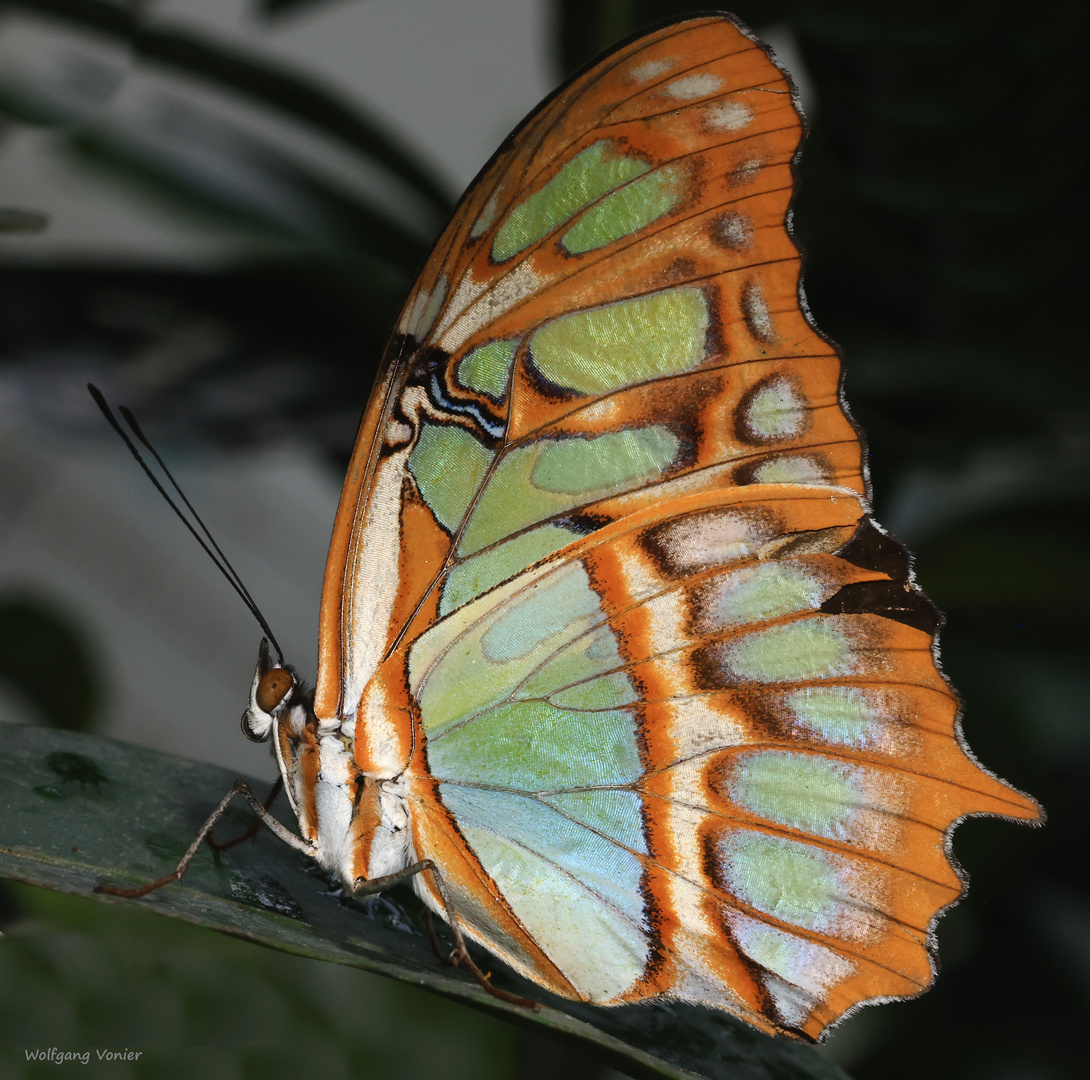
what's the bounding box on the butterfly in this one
[104,12,1042,1042]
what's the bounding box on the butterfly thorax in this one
[242,641,417,888]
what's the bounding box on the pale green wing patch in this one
[414,560,642,782]
[784,687,888,747]
[529,289,709,396]
[428,700,641,791]
[530,427,679,494]
[715,621,855,684]
[727,752,863,841]
[549,671,639,710]
[457,339,519,400]
[413,561,606,736]
[438,786,650,1002]
[459,426,680,555]
[440,523,582,615]
[492,140,650,262]
[407,423,494,533]
[702,563,827,629]
[716,832,842,934]
[517,624,626,700]
[405,284,709,619]
[562,165,686,254]
[418,554,653,1005]
[542,789,647,853]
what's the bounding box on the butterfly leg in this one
[351,860,535,1008]
[207,777,284,851]
[422,910,455,967]
[95,779,316,899]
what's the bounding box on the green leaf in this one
[0,723,848,1080]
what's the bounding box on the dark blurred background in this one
[0,0,1086,1077]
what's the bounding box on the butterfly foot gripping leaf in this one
[114,13,1043,1042]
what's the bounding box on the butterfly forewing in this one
[314,14,1041,1040]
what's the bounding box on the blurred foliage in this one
[0,0,1087,1077]
[0,596,99,731]
[257,0,343,20]
[0,208,48,232]
[3,0,450,210]
[0,0,450,451]
[0,880,518,1077]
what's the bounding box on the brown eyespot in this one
[256,668,293,713]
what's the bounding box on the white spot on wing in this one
[704,98,756,132]
[629,57,675,84]
[398,287,428,336]
[713,211,753,251]
[342,443,413,714]
[652,508,773,575]
[764,975,818,1028]
[750,454,827,485]
[358,679,409,778]
[730,158,764,187]
[728,902,855,990]
[742,280,774,342]
[669,700,749,761]
[634,589,689,660]
[743,375,807,441]
[664,73,724,100]
[384,418,412,445]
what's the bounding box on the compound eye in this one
[255,668,293,713]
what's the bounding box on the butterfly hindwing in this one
[312,14,1041,1039]
[402,487,1034,1036]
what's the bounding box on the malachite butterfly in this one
[109,12,1042,1041]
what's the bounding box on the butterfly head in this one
[241,638,325,844]
[241,637,304,743]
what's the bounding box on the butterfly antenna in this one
[87,384,286,666]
